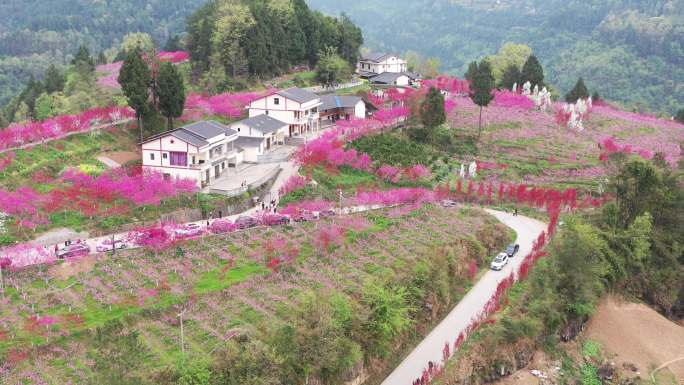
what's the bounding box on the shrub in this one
[350,134,435,168]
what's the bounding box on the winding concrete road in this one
[381,209,547,385]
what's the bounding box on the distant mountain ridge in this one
[307,0,684,115]
[0,0,207,106]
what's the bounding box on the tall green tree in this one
[500,64,522,90]
[421,87,446,130]
[43,65,65,94]
[465,61,478,82]
[315,47,351,88]
[157,62,186,131]
[72,45,95,72]
[118,48,151,142]
[521,54,544,88]
[675,108,684,123]
[565,77,589,103]
[337,13,364,65]
[164,34,183,51]
[469,60,495,137]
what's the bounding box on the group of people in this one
[260,199,278,214]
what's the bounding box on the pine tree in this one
[500,64,522,90]
[97,52,107,65]
[470,60,495,138]
[521,55,544,88]
[157,63,186,131]
[565,77,589,103]
[164,35,183,52]
[421,87,446,129]
[44,65,65,94]
[465,61,478,83]
[72,45,95,72]
[118,48,151,142]
[676,108,684,124]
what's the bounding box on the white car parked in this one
[95,238,127,253]
[490,252,509,271]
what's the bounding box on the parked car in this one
[441,199,458,208]
[506,244,520,257]
[235,216,259,229]
[490,252,509,271]
[174,223,204,238]
[95,238,128,252]
[292,210,316,222]
[56,244,91,259]
[318,209,337,218]
[209,219,237,234]
[263,214,290,226]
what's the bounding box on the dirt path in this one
[380,210,547,385]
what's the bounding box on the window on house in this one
[169,152,187,166]
[191,156,196,164]
[265,110,269,115]
[150,153,155,161]
[274,97,280,105]
[162,153,168,159]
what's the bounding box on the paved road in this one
[381,209,547,385]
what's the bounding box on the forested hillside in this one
[0,0,206,106]
[185,0,362,86]
[307,0,684,115]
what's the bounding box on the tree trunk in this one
[478,105,483,139]
[137,115,143,143]
[167,116,173,132]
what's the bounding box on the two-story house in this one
[141,120,241,187]
[247,88,322,137]
[357,53,408,75]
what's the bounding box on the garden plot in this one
[0,204,510,383]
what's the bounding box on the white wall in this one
[141,135,198,169]
[354,101,366,119]
[240,144,264,163]
[248,93,321,127]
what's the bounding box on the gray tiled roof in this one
[320,94,363,111]
[143,120,237,148]
[171,130,208,147]
[235,115,287,134]
[278,87,320,104]
[183,120,237,138]
[361,53,392,62]
[235,136,265,148]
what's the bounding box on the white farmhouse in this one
[230,114,289,162]
[141,121,241,188]
[247,87,322,137]
[357,53,408,75]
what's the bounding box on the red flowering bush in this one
[0,106,134,152]
[494,90,535,110]
[279,175,308,196]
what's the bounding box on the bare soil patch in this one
[585,296,684,381]
[102,151,140,165]
[48,254,99,280]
